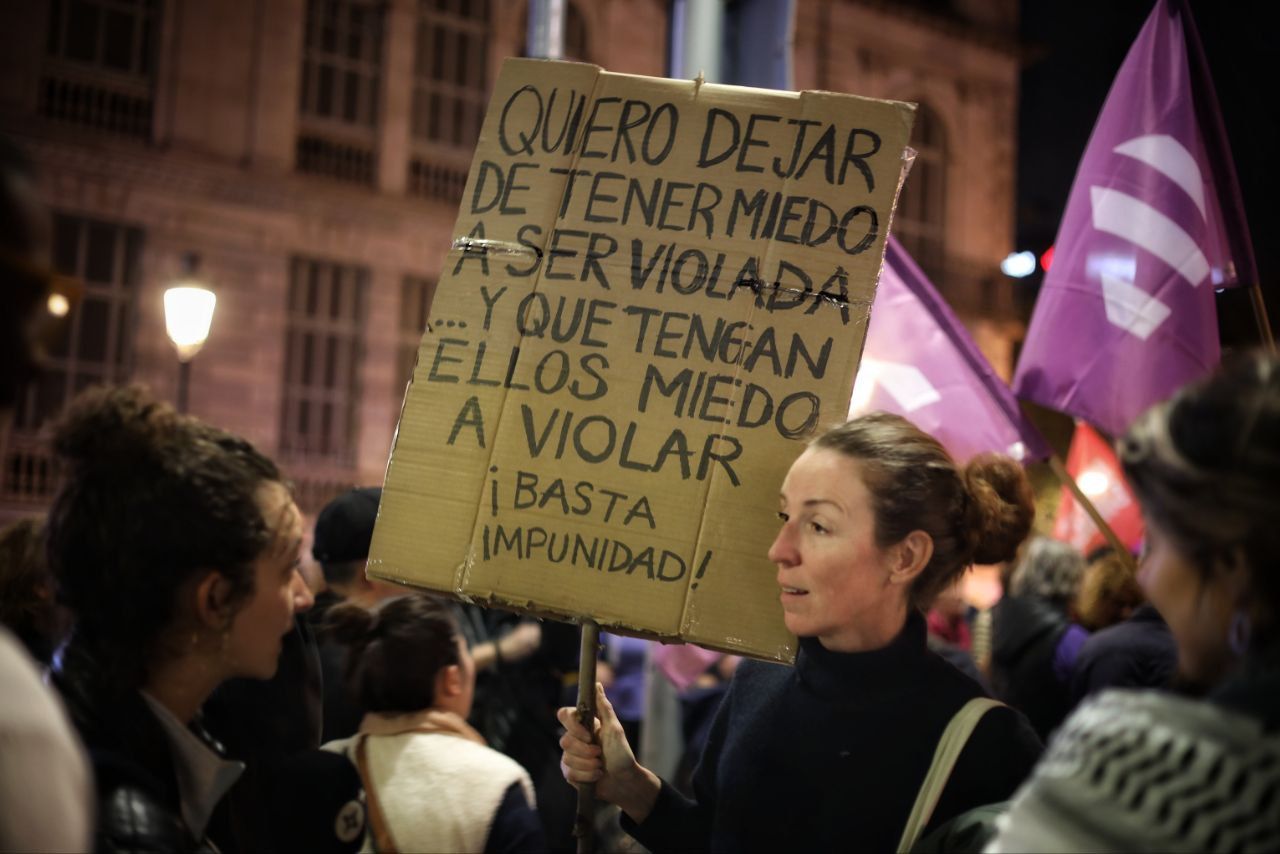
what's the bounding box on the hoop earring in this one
[1228,610,1252,657]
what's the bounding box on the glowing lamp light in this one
[47,292,70,317]
[164,286,217,362]
[1077,469,1111,498]
[1000,251,1037,279]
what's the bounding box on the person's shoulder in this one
[0,630,60,728]
[992,690,1280,852]
[969,701,1042,756]
[91,750,195,852]
[320,734,356,758]
[97,780,194,852]
[434,733,533,783]
[1080,617,1137,650]
[1060,688,1268,749]
[920,644,991,700]
[732,656,792,691]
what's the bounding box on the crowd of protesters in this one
[3,134,1280,854]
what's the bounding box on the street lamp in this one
[163,252,216,414]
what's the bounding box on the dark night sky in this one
[1016,0,1278,347]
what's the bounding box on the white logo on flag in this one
[1088,134,1208,339]
[849,358,940,416]
[1098,273,1172,340]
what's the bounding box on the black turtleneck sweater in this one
[624,614,1042,853]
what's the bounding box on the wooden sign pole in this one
[574,619,602,854]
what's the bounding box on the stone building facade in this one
[0,0,1020,522]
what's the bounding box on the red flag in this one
[1052,423,1144,555]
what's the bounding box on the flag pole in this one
[1048,453,1135,571]
[1248,283,1276,353]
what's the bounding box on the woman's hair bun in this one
[963,452,1035,565]
[53,385,177,469]
[323,601,378,648]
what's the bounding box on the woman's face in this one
[767,447,903,652]
[224,481,303,680]
[1139,515,1235,686]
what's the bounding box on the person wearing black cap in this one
[312,487,403,611]
[311,487,404,742]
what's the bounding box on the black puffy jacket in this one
[990,595,1074,741]
[54,640,218,853]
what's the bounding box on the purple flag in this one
[850,238,1050,464]
[1012,0,1256,437]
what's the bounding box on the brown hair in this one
[325,594,461,713]
[48,385,283,689]
[1076,552,1143,630]
[812,412,1035,609]
[1119,350,1280,652]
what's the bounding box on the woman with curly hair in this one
[48,385,306,852]
[560,412,1043,852]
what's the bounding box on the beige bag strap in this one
[896,696,1004,854]
[355,734,399,854]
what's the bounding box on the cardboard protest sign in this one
[369,58,914,662]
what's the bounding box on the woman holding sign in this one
[559,412,1042,852]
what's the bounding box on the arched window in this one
[896,102,946,281]
[406,0,492,200]
[40,0,159,139]
[411,0,491,150]
[296,0,385,184]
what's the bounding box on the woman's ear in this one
[193,570,235,630]
[436,663,463,699]
[887,530,933,586]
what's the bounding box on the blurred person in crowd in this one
[1069,605,1176,710]
[1076,549,1145,631]
[310,486,404,742]
[0,625,92,853]
[310,487,545,736]
[310,486,568,843]
[926,581,987,688]
[992,351,1280,852]
[600,633,650,749]
[990,536,1089,739]
[1069,547,1175,707]
[0,517,70,666]
[48,385,305,851]
[460,609,577,852]
[0,135,92,854]
[926,578,973,650]
[970,559,1017,681]
[560,413,1042,852]
[323,594,545,853]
